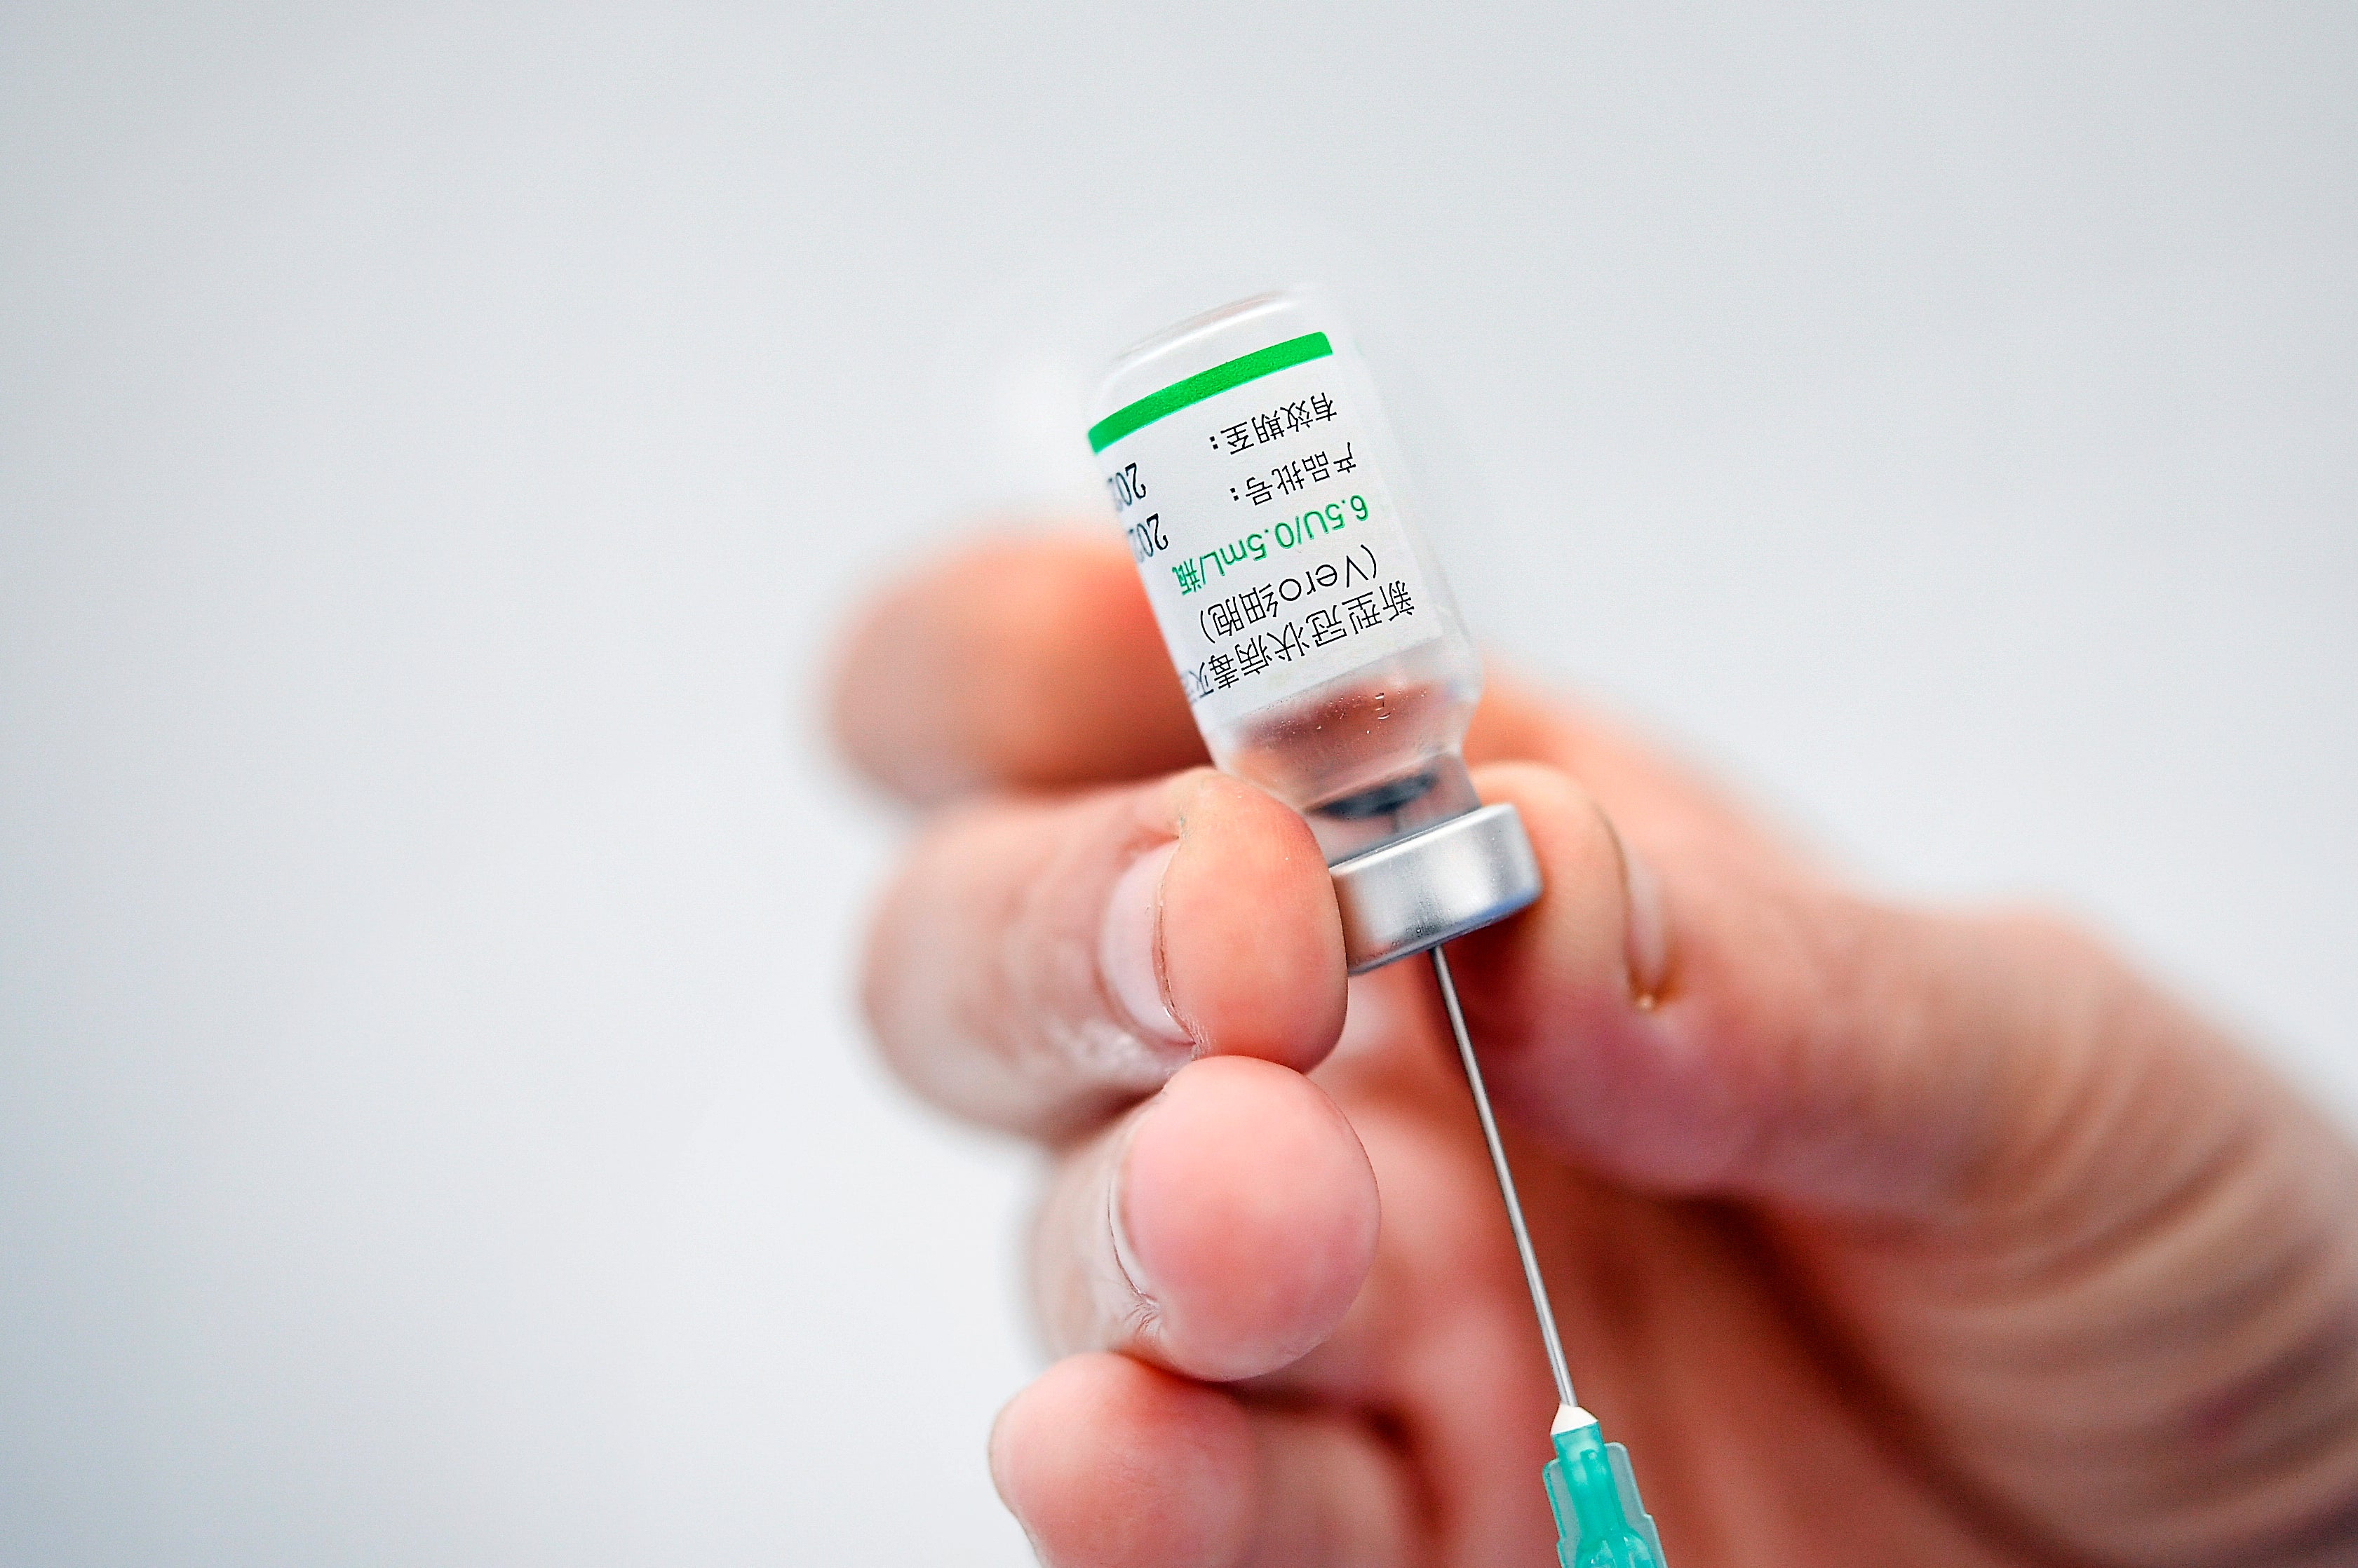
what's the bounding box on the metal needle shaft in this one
[1430,943,1577,1411]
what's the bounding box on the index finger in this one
[827,530,1721,825]
[828,531,1205,803]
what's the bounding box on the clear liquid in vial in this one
[1089,290,1485,865]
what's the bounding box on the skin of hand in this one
[829,532,2358,1568]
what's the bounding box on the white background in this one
[3,5,2352,1563]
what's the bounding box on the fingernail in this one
[984,1403,1046,1555]
[1107,1112,1161,1311]
[1100,839,1190,1047]
[984,1403,1017,1503]
[1621,842,1670,1006]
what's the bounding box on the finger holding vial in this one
[859,767,1348,1143]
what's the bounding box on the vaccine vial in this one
[1091,300,1650,1547]
[1088,291,1540,970]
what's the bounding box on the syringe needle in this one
[1430,943,1577,1413]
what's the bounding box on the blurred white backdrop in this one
[3,4,2352,1563]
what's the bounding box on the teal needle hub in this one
[1544,1410,1666,1567]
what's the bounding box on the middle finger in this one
[1029,1055,1382,1384]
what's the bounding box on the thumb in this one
[1447,759,2232,1224]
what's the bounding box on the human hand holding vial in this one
[1089,292,1661,1566]
[831,295,2358,1567]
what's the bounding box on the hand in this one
[830,533,2358,1567]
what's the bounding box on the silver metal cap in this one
[1329,803,1544,974]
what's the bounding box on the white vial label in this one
[1091,331,1441,724]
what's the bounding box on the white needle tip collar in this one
[1551,1403,1598,1436]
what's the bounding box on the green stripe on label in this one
[1086,332,1333,452]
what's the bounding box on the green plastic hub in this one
[1542,1419,1665,1567]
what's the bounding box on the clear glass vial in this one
[1087,291,1484,857]
[1087,290,1539,970]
